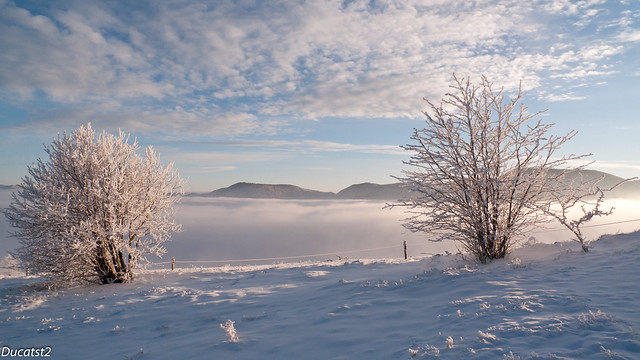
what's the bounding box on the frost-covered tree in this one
[541,172,631,252]
[3,124,184,284]
[393,75,588,262]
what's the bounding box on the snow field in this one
[1,233,640,359]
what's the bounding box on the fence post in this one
[403,241,408,260]
[171,257,175,271]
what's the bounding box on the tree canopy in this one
[4,124,184,284]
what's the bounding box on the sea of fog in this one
[1,189,639,268]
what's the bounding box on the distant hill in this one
[336,182,413,200]
[618,180,640,197]
[203,182,336,200]
[548,169,640,198]
[190,169,640,201]
[195,182,412,200]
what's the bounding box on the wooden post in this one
[171,257,175,271]
[403,240,408,260]
[25,267,29,276]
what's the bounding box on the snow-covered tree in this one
[392,75,588,262]
[3,124,184,284]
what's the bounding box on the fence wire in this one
[152,244,403,266]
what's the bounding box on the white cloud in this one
[194,139,404,155]
[617,30,640,43]
[0,2,169,101]
[303,140,404,155]
[591,161,640,172]
[193,166,237,173]
[166,151,280,166]
[540,92,587,102]
[11,103,274,138]
[0,0,636,135]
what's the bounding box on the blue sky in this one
[1,0,639,192]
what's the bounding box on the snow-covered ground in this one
[1,233,640,359]
[1,191,640,359]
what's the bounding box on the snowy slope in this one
[1,233,640,359]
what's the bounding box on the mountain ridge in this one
[194,181,410,200]
[202,182,338,200]
[189,170,640,200]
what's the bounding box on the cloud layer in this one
[3,190,638,264]
[1,0,638,136]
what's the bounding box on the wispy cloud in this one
[0,0,637,136]
[591,161,640,173]
[166,151,280,166]
[192,139,404,155]
[193,166,237,173]
[156,139,404,178]
[540,92,588,102]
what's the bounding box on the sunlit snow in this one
[1,190,640,358]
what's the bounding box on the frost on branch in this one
[391,74,589,263]
[540,172,633,252]
[3,124,184,284]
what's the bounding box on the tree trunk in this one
[94,240,132,284]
